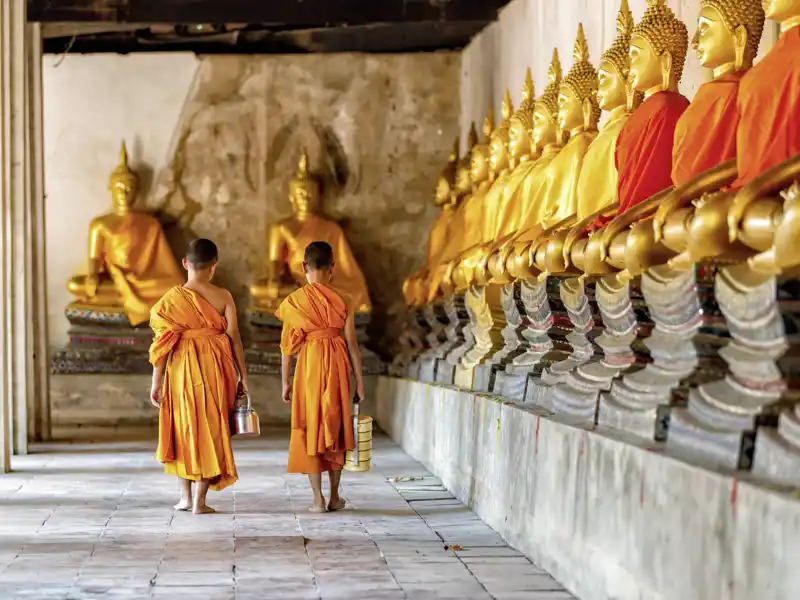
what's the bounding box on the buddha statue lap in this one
[53,142,183,375]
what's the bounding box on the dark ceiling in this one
[29,0,510,54]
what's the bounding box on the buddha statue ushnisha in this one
[66,142,183,326]
[402,135,461,308]
[643,0,767,270]
[250,149,371,313]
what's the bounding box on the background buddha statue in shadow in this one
[66,142,183,326]
[250,148,371,314]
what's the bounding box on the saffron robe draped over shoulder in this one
[149,286,239,491]
[732,28,800,189]
[539,131,597,227]
[276,283,355,474]
[672,72,743,187]
[614,90,690,215]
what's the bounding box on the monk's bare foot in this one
[174,501,192,512]
[309,495,327,513]
[193,504,216,515]
[328,497,346,511]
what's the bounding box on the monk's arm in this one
[150,358,166,407]
[223,292,249,390]
[344,313,365,400]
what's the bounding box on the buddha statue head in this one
[693,0,765,74]
[532,49,563,150]
[455,123,478,199]
[435,136,460,208]
[508,68,536,166]
[629,0,689,95]
[763,0,800,26]
[559,24,601,134]
[470,108,495,191]
[598,0,642,111]
[289,149,321,217]
[488,90,514,178]
[109,141,138,212]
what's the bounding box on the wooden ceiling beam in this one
[28,0,509,26]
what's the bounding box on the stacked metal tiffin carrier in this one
[345,402,373,472]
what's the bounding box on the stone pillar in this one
[0,1,49,471]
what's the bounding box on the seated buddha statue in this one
[425,120,483,302]
[67,142,183,326]
[250,149,371,313]
[402,135,462,308]
[721,0,800,275]
[576,0,690,281]
[561,0,642,271]
[647,0,767,270]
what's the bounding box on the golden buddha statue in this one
[402,136,462,308]
[250,149,371,312]
[67,142,183,326]
[724,0,800,275]
[580,0,690,282]
[647,0,767,270]
[562,0,640,268]
[426,120,483,301]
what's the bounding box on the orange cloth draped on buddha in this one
[150,286,239,491]
[276,283,355,474]
[283,215,371,311]
[672,72,743,186]
[105,213,184,325]
[732,28,800,189]
[611,91,690,220]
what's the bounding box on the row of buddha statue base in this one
[398,265,800,488]
[51,304,385,377]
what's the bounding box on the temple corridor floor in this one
[0,431,573,600]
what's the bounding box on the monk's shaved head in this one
[304,241,334,270]
[186,238,218,270]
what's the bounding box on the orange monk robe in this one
[614,91,690,216]
[150,286,239,491]
[539,131,598,227]
[576,107,629,221]
[106,213,184,325]
[276,283,355,474]
[732,28,800,189]
[515,147,561,242]
[672,72,743,186]
[283,214,371,311]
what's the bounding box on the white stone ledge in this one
[376,377,800,600]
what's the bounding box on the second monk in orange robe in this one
[276,241,364,513]
[150,238,249,514]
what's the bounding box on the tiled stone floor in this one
[0,432,573,600]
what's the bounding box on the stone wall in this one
[44,53,461,355]
[377,377,800,600]
[459,0,780,154]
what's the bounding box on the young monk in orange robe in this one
[276,241,365,513]
[149,238,248,514]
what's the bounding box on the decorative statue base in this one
[752,406,800,487]
[667,269,799,470]
[245,308,383,375]
[389,310,427,377]
[549,276,648,424]
[437,293,472,385]
[51,304,153,374]
[597,266,725,441]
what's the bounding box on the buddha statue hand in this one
[654,159,738,243]
[729,155,800,244]
[85,273,100,298]
[563,204,618,266]
[600,189,673,261]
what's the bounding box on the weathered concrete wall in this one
[376,377,800,600]
[52,373,379,440]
